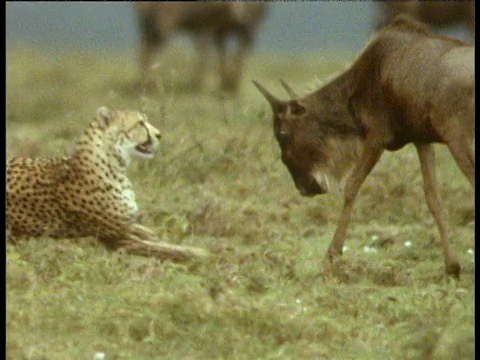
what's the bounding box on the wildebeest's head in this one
[253,80,363,197]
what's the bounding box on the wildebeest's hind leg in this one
[416,143,461,278]
[326,141,384,261]
[445,136,475,189]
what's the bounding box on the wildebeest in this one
[135,2,268,92]
[376,1,475,36]
[254,15,474,278]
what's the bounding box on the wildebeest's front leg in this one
[327,140,384,260]
[416,143,461,277]
[445,138,475,189]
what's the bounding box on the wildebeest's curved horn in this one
[252,80,283,111]
[280,79,297,99]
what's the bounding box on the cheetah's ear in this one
[96,106,112,126]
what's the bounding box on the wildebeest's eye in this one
[288,101,306,116]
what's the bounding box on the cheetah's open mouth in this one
[136,140,154,155]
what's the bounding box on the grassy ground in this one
[6,45,474,360]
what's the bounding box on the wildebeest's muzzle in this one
[283,160,327,196]
[294,176,327,197]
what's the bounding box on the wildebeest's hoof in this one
[445,261,461,279]
[326,246,343,262]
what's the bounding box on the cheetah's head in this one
[96,106,162,164]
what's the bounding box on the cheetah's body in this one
[7,107,160,247]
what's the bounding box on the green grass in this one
[6,46,474,360]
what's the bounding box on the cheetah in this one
[7,106,208,261]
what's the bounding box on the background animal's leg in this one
[138,16,168,90]
[227,34,251,93]
[445,137,475,188]
[214,32,229,92]
[139,40,155,86]
[466,1,475,38]
[416,143,460,277]
[327,143,384,260]
[193,33,209,91]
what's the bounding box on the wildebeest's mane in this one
[309,70,352,107]
[307,70,364,138]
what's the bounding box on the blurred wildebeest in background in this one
[136,2,268,93]
[376,0,475,36]
[254,15,474,278]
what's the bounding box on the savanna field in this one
[6,45,474,360]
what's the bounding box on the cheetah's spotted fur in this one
[7,107,207,261]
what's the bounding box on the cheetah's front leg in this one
[117,223,209,262]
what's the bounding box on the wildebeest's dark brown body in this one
[136,2,268,92]
[255,15,474,278]
[377,1,475,36]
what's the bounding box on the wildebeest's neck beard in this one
[312,135,363,194]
